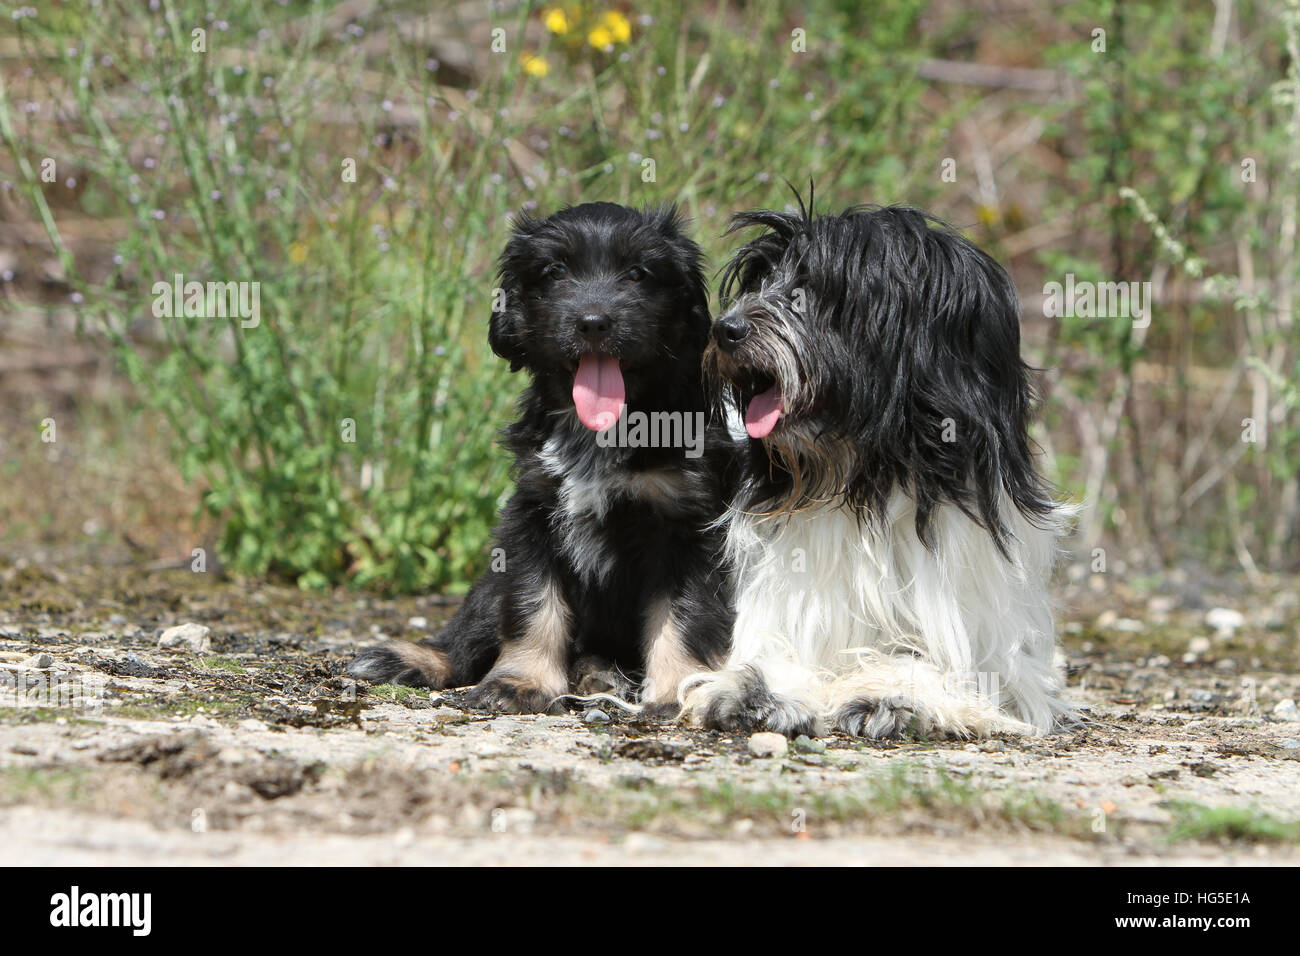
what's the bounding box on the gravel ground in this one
[1,563,1298,865]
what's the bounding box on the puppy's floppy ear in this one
[650,203,711,351]
[489,214,536,373]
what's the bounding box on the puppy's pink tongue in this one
[745,384,783,439]
[572,355,625,431]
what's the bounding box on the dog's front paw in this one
[679,666,819,737]
[639,700,681,721]
[832,695,922,740]
[466,677,564,714]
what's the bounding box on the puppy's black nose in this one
[576,313,612,340]
[713,312,751,352]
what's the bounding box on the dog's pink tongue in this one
[745,384,783,439]
[572,355,625,431]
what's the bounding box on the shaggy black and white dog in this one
[678,201,1074,739]
[348,202,733,714]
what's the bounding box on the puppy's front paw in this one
[679,666,819,737]
[832,695,921,740]
[466,677,564,715]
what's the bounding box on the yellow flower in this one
[600,10,631,44]
[588,25,613,49]
[288,241,307,265]
[522,54,549,77]
[542,7,569,35]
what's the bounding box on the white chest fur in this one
[723,490,1067,730]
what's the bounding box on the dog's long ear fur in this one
[489,213,536,373]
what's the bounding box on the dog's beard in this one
[705,292,854,517]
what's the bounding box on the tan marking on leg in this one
[486,578,571,698]
[392,643,452,687]
[641,597,708,705]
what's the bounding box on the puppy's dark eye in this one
[625,266,648,282]
[543,263,568,280]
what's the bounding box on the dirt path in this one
[2,566,1298,865]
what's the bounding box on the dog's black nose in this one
[576,313,612,340]
[713,313,751,352]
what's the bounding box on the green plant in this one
[0,0,936,591]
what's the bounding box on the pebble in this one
[22,653,54,669]
[582,708,610,724]
[1279,739,1300,750]
[407,616,428,629]
[1147,595,1178,615]
[157,622,211,653]
[1187,636,1212,655]
[792,734,826,754]
[1206,607,1245,635]
[748,731,788,758]
[1273,699,1299,722]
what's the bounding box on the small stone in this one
[407,616,428,629]
[748,731,788,758]
[1278,739,1299,750]
[1187,636,1212,655]
[157,622,211,653]
[108,614,127,627]
[582,708,610,724]
[1147,595,1178,615]
[1112,617,1145,633]
[1206,607,1245,635]
[237,718,269,733]
[1273,699,1299,722]
[23,653,54,669]
[792,734,826,754]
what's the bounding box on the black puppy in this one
[348,202,734,714]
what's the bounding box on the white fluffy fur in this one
[680,489,1075,737]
